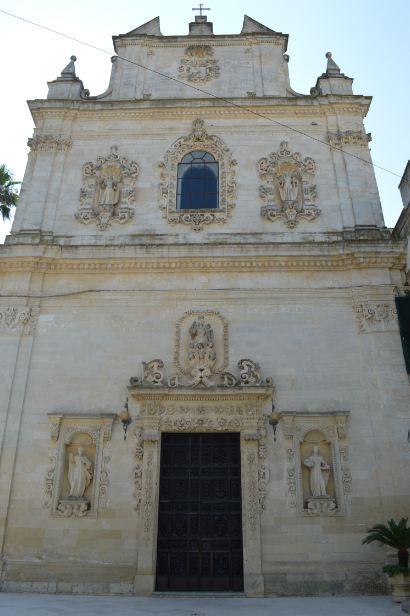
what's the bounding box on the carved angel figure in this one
[304,445,330,497]
[68,447,93,498]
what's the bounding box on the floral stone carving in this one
[0,306,33,332]
[259,141,320,228]
[328,130,371,148]
[159,119,237,231]
[75,146,139,230]
[178,45,220,83]
[355,301,397,333]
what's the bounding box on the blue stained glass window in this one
[177,151,219,210]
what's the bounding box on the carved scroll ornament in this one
[75,146,140,230]
[355,301,397,333]
[0,306,37,335]
[259,141,320,228]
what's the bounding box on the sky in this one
[0,0,409,242]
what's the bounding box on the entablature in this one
[28,95,372,124]
[0,238,405,274]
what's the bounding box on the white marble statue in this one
[68,447,93,498]
[304,445,330,497]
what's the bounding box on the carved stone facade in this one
[1,11,409,601]
[259,141,320,228]
[328,130,372,148]
[44,414,115,517]
[178,45,220,83]
[282,412,351,516]
[75,146,140,230]
[159,119,237,231]
[27,134,72,152]
[355,301,398,332]
[129,387,272,596]
[0,305,37,335]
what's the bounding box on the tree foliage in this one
[0,164,20,221]
[362,518,410,568]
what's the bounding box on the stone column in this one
[241,433,264,597]
[134,430,161,596]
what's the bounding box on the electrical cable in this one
[0,7,406,183]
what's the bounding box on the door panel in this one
[156,432,244,592]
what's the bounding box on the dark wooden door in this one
[156,433,244,592]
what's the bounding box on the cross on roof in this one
[192,4,210,17]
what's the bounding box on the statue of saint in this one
[68,447,93,498]
[278,173,299,203]
[188,315,216,386]
[304,445,330,497]
[98,177,119,206]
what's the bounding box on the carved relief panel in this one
[75,146,140,230]
[354,301,398,333]
[178,45,220,83]
[259,141,320,228]
[0,305,38,335]
[44,414,115,518]
[283,412,351,516]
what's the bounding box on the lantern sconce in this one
[118,398,132,441]
[268,404,281,442]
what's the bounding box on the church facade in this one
[0,13,409,597]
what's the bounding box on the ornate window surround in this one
[159,119,237,231]
[44,413,116,518]
[128,385,273,597]
[282,411,351,517]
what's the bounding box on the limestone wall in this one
[11,108,382,241]
[0,261,408,594]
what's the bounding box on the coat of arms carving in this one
[178,45,220,83]
[75,146,140,230]
[258,141,320,228]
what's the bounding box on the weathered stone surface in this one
[0,11,408,599]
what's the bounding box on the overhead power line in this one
[0,7,405,183]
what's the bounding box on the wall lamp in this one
[268,404,282,442]
[118,398,132,440]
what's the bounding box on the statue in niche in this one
[76,146,139,230]
[98,176,120,207]
[304,445,330,497]
[277,173,299,205]
[188,315,216,386]
[68,447,93,498]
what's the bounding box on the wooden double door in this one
[155,432,244,592]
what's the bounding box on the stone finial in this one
[58,55,78,80]
[325,51,342,77]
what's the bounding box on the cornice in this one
[0,251,405,274]
[115,36,286,48]
[28,97,372,123]
[128,386,273,402]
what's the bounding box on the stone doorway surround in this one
[128,385,273,597]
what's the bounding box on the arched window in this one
[177,151,218,210]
